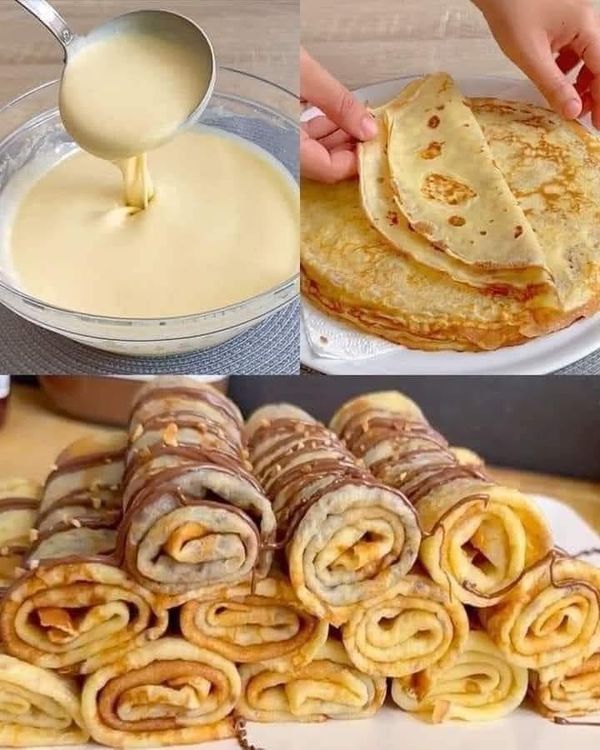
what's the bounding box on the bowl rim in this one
[0,67,300,326]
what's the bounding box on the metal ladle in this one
[14,0,216,131]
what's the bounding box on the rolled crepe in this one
[245,404,421,626]
[238,639,386,722]
[0,435,167,675]
[0,479,42,590]
[391,630,528,722]
[120,377,276,604]
[342,573,468,681]
[81,637,240,748]
[0,652,88,746]
[331,392,552,606]
[530,652,600,719]
[481,552,600,682]
[180,573,329,670]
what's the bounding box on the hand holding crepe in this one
[0,435,167,675]
[238,639,386,722]
[362,73,554,301]
[0,653,88,746]
[330,391,552,606]
[481,551,600,682]
[245,403,421,626]
[180,573,329,670]
[530,652,600,719]
[391,631,528,722]
[342,573,468,681]
[0,479,41,589]
[81,637,240,748]
[121,377,276,604]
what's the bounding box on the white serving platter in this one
[301,75,600,374]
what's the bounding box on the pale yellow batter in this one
[59,32,210,161]
[9,130,298,318]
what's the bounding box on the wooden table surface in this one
[1,383,599,533]
[301,0,600,89]
[0,0,298,107]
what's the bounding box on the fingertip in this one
[359,114,378,141]
[562,98,582,119]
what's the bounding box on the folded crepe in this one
[120,377,276,605]
[245,403,421,626]
[238,639,386,722]
[530,652,600,719]
[0,652,88,746]
[342,573,468,681]
[180,573,329,670]
[81,637,240,748]
[0,435,167,675]
[0,479,42,590]
[383,76,552,284]
[481,551,600,682]
[391,630,528,722]
[330,391,552,607]
[360,73,555,302]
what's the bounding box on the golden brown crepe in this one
[0,479,42,590]
[180,573,329,670]
[481,552,600,682]
[330,391,552,607]
[0,435,167,675]
[81,637,240,747]
[238,638,386,722]
[391,630,528,722]
[121,377,275,605]
[245,403,421,626]
[530,652,600,719]
[342,573,468,682]
[0,653,88,746]
[368,73,554,298]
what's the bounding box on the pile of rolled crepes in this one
[0,379,598,749]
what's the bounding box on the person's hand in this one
[474,0,600,127]
[300,48,378,183]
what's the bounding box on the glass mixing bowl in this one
[0,67,299,357]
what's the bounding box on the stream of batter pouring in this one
[59,30,209,209]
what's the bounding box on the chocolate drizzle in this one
[331,398,553,602]
[248,414,417,552]
[118,379,275,594]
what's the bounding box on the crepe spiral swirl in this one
[245,403,421,626]
[331,391,553,607]
[120,378,276,605]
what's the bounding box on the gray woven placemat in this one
[557,352,600,374]
[0,301,299,375]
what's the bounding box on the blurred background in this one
[301,0,600,88]
[1,375,598,531]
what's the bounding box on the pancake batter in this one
[8,129,298,318]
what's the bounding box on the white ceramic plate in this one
[301,75,600,374]
[67,494,600,750]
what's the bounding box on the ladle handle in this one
[15,0,75,58]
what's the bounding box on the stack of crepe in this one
[330,390,600,723]
[2,378,600,748]
[302,72,600,351]
[0,434,168,676]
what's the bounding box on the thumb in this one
[516,38,582,119]
[300,49,377,140]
